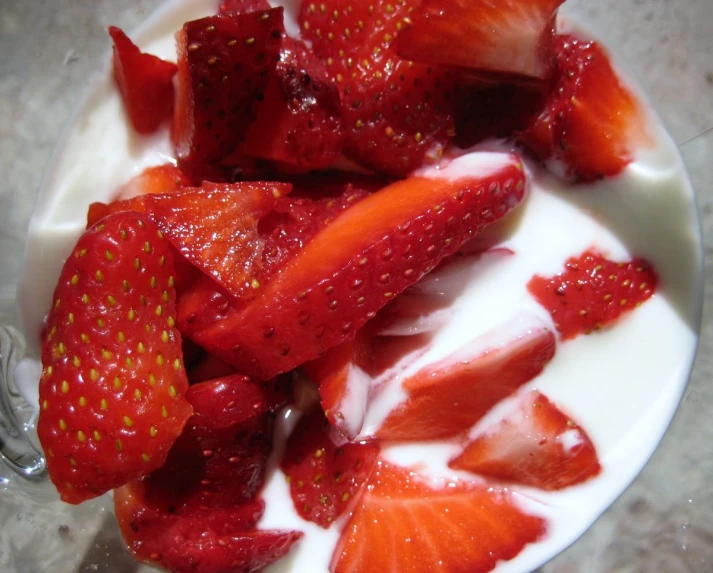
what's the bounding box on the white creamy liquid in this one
[14,1,703,572]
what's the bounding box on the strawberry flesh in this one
[109,27,177,134]
[451,391,601,490]
[332,460,546,573]
[300,0,457,177]
[528,249,658,339]
[519,35,650,182]
[189,155,528,380]
[377,320,556,441]
[393,0,565,80]
[240,37,344,170]
[37,212,192,503]
[219,0,270,14]
[173,10,284,174]
[280,409,379,528]
[116,163,192,200]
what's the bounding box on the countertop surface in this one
[1,1,712,572]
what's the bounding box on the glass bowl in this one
[1,0,712,571]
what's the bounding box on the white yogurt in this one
[14,0,703,572]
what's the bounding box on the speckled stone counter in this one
[1,1,712,571]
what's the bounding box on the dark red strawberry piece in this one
[393,0,564,80]
[109,27,177,134]
[519,35,651,182]
[376,319,556,441]
[527,249,658,340]
[451,391,601,490]
[173,10,284,174]
[332,460,546,573]
[455,81,548,148]
[188,154,527,380]
[114,375,301,573]
[239,37,344,170]
[37,212,192,503]
[280,409,379,528]
[219,0,270,14]
[300,0,457,177]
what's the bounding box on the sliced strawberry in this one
[37,213,192,503]
[519,35,650,182]
[116,163,192,200]
[332,460,546,573]
[86,195,148,229]
[300,0,457,176]
[528,249,658,340]
[177,174,380,340]
[173,10,284,174]
[455,82,548,148]
[188,154,527,380]
[393,0,564,80]
[301,329,374,438]
[142,182,291,300]
[219,0,270,14]
[115,377,300,573]
[280,409,379,528]
[187,352,237,384]
[450,392,601,490]
[239,37,344,170]
[376,319,556,441]
[109,27,177,134]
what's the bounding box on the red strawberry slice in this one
[239,37,344,170]
[301,329,374,438]
[300,0,457,177]
[142,182,292,301]
[219,0,270,14]
[376,319,556,441]
[519,35,650,182]
[109,27,177,134]
[173,9,284,174]
[450,392,601,490]
[37,212,192,503]
[189,154,527,380]
[332,460,546,573]
[280,409,379,528]
[528,249,658,340]
[116,163,192,200]
[115,377,300,573]
[393,0,565,80]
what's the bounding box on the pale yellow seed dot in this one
[42,400,49,411]
[95,270,104,281]
[78,249,87,258]
[93,431,102,441]
[150,426,158,438]
[167,316,176,328]
[107,295,116,306]
[77,431,86,442]
[156,354,165,366]
[69,458,77,467]
[46,366,53,375]
[161,405,168,418]
[105,250,114,261]
[169,386,177,399]
[57,342,66,355]
[126,357,134,368]
[134,258,141,270]
[118,331,125,343]
[251,279,261,289]
[157,230,164,240]
[61,380,69,394]
[142,453,151,462]
[81,294,89,304]
[113,377,122,390]
[80,333,89,343]
[90,367,99,381]
[55,298,61,309]
[161,330,169,343]
[162,290,169,302]
[143,242,152,254]
[73,356,81,367]
[168,276,175,288]
[116,439,123,452]
[354,119,364,129]
[155,305,163,317]
[134,389,142,400]
[71,274,79,286]
[120,229,128,240]
[159,255,166,267]
[68,313,75,325]
[173,358,181,371]
[100,399,108,410]
[122,279,130,292]
[150,276,157,288]
[137,342,146,353]
[59,419,67,430]
[98,319,105,328]
[123,416,133,428]
[128,309,136,321]
[148,373,157,386]
[245,37,255,45]
[79,396,87,407]
[102,348,111,359]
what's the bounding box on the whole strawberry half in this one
[109,27,177,134]
[393,0,565,80]
[38,212,192,503]
[189,153,528,380]
[332,460,546,573]
[280,409,379,528]
[518,35,650,182]
[528,249,658,340]
[239,37,344,171]
[450,391,602,490]
[173,9,284,175]
[300,0,457,177]
[115,377,300,573]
